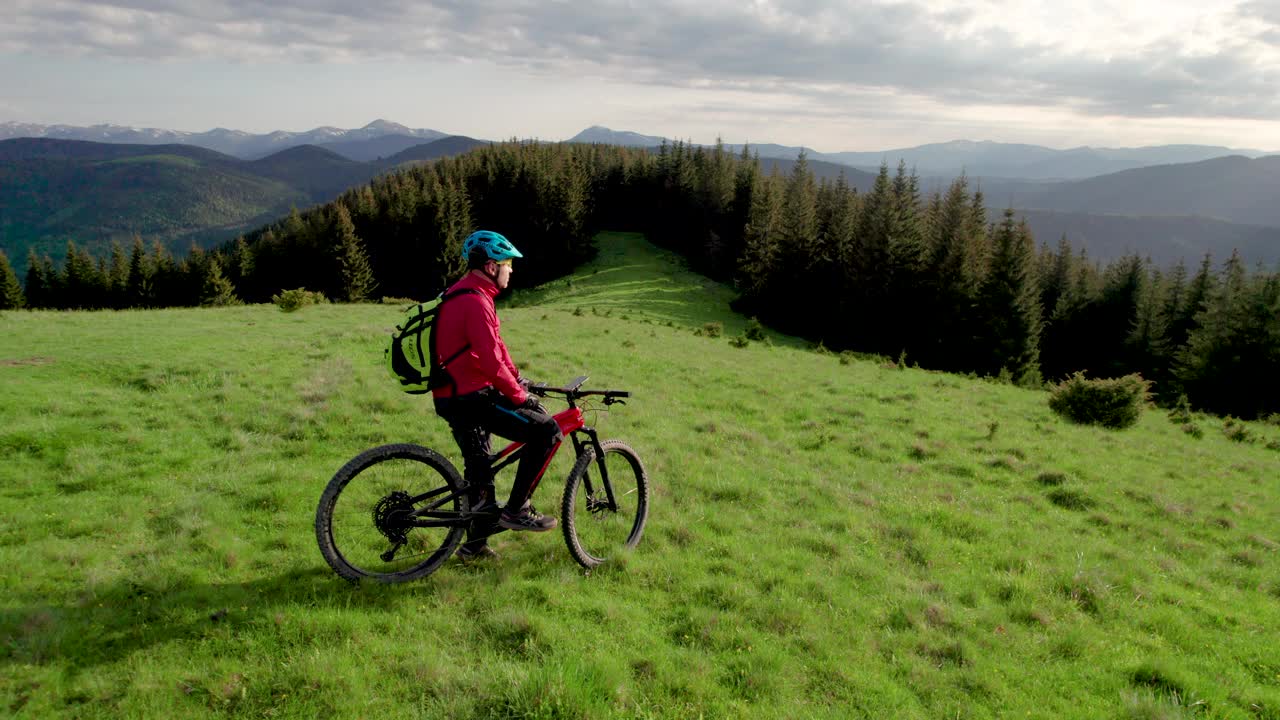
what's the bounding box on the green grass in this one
[2,231,1279,718]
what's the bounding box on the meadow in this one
[1,232,1278,719]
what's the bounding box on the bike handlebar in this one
[528,376,630,404]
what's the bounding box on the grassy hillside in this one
[1,232,1278,718]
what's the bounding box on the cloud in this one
[5,0,1279,122]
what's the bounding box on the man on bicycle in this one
[432,230,563,561]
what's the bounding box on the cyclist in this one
[432,230,563,561]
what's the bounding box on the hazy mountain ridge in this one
[0,120,448,160]
[11,121,1270,180]
[579,126,1274,181]
[0,135,482,274]
[5,132,1279,280]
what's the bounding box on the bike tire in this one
[561,440,649,569]
[315,443,466,583]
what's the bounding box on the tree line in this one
[4,140,1277,418]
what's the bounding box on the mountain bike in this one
[314,376,648,582]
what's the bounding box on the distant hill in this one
[318,134,434,162]
[249,145,381,202]
[822,140,1271,179]
[568,126,667,147]
[760,156,879,188]
[0,119,448,160]
[0,139,308,273]
[0,135,478,276]
[1007,155,1280,228]
[382,136,489,166]
[1008,209,1280,267]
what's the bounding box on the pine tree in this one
[974,209,1042,385]
[919,176,982,369]
[24,251,55,309]
[62,240,101,309]
[201,256,241,306]
[333,204,377,302]
[737,168,783,304]
[1088,254,1146,376]
[1175,251,1278,417]
[773,151,820,333]
[1126,262,1169,384]
[0,250,24,310]
[230,235,254,288]
[1166,253,1216,357]
[433,175,471,290]
[125,236,152,307]
[107,240,128,308]
[850,163,896,352]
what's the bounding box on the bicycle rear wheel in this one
[561,440,649,569]
[315,443,466,583]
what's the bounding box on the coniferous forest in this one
[5,140,1278,418]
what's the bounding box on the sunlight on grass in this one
[1,232,1279,718]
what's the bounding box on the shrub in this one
[272,288,327,312]
[702,322,723,338]
[1047,372,1150,429]
[728,335,749,349]
[1166,394,1193,425]
[745,317,767,342]
[1222,417,1252,443]
[380,296,417,306]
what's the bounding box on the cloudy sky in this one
[3,0,1279,151]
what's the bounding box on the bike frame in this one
[400,396,618,530]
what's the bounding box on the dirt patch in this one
[0,357,54,367]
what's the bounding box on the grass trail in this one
[1,231,1278,718]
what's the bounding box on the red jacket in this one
[431,272,528,404]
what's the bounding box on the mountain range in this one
[7,120,1273,180]
[3,121,1279,278]
[0,119,448,161]
[567,126,1274,181]
[0,135,488,274]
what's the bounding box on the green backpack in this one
[385,288,481,394]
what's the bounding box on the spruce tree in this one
[0,250,24,310]
[974,209,1042,385]
[851,163,896,352]
[201,256,241,306]
[920,176,981,369]
[774,151,820,333]
[737,168,783,304]
[1166,253,1216,356]
[1174,251,1278,417]
[433,175,470,290]
[126,236,152,307]
[24,251,55,309]
[62,240,101,309]
[333,204,377,302]
[107,240,128,308]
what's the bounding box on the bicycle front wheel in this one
[561,440,649,569]
[315,443,466,583]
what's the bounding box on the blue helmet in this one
[462,230,523,262]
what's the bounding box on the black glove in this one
[519,395,547,414]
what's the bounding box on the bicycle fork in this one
[572,427,619,513]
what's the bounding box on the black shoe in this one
[498,505,557,532]
[457,544,500,561]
